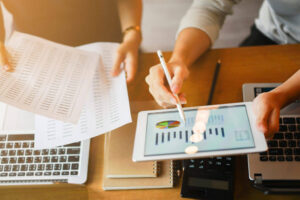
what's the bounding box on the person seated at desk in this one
[0,0,142,82]
[145,0,300,137]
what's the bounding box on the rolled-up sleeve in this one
[177,0,240,44]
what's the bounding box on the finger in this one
[178,93,187,104]
[255,105,272,134]
[124,53,137,82]
[148,78,177,107]
[149,87,173,108]
[156,85,177,105]
[111,50,125,77]
[0,42,13,72]
[147,65,178,107]
[266,108,280,138]
[171,67,186,94]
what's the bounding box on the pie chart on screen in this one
[156,120,180,129]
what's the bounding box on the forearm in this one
[272,69,300,107]
[117,0,142,32]
[169,28,211,67]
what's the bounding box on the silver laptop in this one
[0,103,90,185]
[243,83,300,183]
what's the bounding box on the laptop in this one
[243,83,300,193]
[0,103,90,185]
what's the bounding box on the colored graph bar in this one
[204,131,206,140]
[174,132,176,138]
[209,129,212,134]
[221,128,225,137]
[155,133,158,145]
[180,131,182,139]
[168,132,170,141]
[185,130,188,143]
[162,133,164,143]
[215,128,218,135]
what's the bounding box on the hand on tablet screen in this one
[145,62,189,108]
[253,92,281,139]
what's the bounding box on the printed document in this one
[34,43,132,148]
[0,32,99,123]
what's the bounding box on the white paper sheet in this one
[0,31,99,123]
[34,42,132,148]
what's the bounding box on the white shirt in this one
[178,0,300,44]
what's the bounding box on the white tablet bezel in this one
[132,102,267,162]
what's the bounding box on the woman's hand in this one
[145,60,189,108]
[111,30,141,83]
[0,42,13,72]
[253,91,283,139]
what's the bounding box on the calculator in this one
[181,157,234,200]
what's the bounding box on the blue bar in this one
[221,128,225,137]
[155,133,158,145]
[209,129,212,134]
[185,130,188,143]
[215,128,218,135]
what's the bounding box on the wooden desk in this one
[1,44,299,200]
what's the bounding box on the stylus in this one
[157,50,186,124]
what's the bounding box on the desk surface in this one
[0,44,299,200]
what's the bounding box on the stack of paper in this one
[1,31,99,123]
[0,31,132,148]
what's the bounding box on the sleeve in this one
[177,0,240,44]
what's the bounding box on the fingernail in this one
[171,98,177,104]
[180,100,187,104]
[171,85,178,93]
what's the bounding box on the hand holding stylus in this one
[155,50,186,123]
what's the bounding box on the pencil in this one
[207,59,221,105]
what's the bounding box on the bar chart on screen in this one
[145,107,255,156]
[154,127,226,146]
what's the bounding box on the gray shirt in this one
[178,0,300,44]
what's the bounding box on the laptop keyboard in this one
[259,117,300,162]
[0,134,81,178]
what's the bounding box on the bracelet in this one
[123,25,142,37]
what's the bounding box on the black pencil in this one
[207,59,221,105]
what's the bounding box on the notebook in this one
[105,114,157,178]
[102,160,174,190]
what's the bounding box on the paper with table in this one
[34,42,132,148]
[0,31,99,123]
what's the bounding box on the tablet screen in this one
[145,105,255,156]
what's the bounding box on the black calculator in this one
[181,157,235,200]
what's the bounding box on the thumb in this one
[171,67,185,94]
[255,107,272,134]
[111,50,125,77]
[266,108,280,138]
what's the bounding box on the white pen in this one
[157,50,186,124]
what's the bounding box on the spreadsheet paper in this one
[34,43,132,148]
[0,31,99,123]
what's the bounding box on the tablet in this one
[132,102,267,162]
